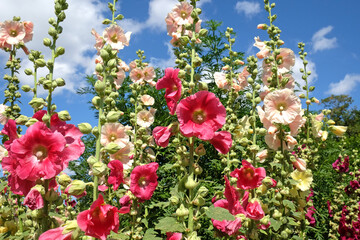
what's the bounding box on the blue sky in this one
[0,0,359,127]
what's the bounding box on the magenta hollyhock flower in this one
[166,232,182,240]
[305,206,316,227]
[2,119,18,149]
[118,195,132,214]
[156,68,182,115]
[130,162,159,201]
[212,177,246,236]
[176,91,226,141]
[39,227,72,240]
[209,131,232,154]
[153,126,173,147]
[77,194,119,240]
[246,200,265,220]
[23,187,44,210]
[332,156,350,173]
[327,200,333,217]
[107,160,124,191]
[230,160,266,190]
[7,174,35,196]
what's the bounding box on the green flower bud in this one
[21,85,32,92]
[55,47,65,56]
[55,78,65,87]
[24,68,33,76]
[198,28,208,37]
[176,204,189,217]
[87,156,97,167]
[92,126,99,137]
[92,96,101,107]
[58,110,71,121]
[57,173,72,187]
[25,118,39,127]
[66,180,86,196]
[32,185,46,195]
[35,59,46,67]
[197,186,208,198]
[185,174,198,190]
[106,111,121,122]
[42,114,50,123]
[48,27,57,37]
[193,196,205,206]
[94,80,106,94]
[15,115,29,125]
[43,80,52,90]
[169,196,179,205]
[199,82,208,91]
[45,188,59,202]
[100,49,109,61]
[104,142,121,154]
[43,38,52,47]
[77,122,92,134]
[95,63,103,73]
[107,59,117,68]
[62,220,78,235]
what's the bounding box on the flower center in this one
[244,168,254,180]
[181,11,187,19]
[32,145,48,161]
[138,176,148,187]
[277,103,287,112]
[110,34,118,43]
[10,30,18,37]
[192,109,206,124]
[109,134,117,142]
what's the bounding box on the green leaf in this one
[205,205,235,221]
[283,200,296,211]
[0,182,7,192]
[270,218,282,232]
[291,236,303,240]
[293,211,303,220]
[109,232,129,239]
[143,228,162,240]
[155,217,185,233]
[288,218,300,226]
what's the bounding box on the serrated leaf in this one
[155,217,185,233]
[205,205,235,221]
[143,228,162,240]
[270,218,282,232]
[283,200,295,211]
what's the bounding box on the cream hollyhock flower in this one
[264,89,302,125]
[100,123,131,148]
[103,25,131,50]
[140,95,155,106]
[137,108,156,128]
[329,125,347,136]
[291,170,313,191]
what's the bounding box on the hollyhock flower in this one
[153,126,173,147]
[212,177,246,236]
[305,206,316,227]
[118,195,132,214]
[290,170,313,191]
[176,91,226,141]
[214,72,229,89]
[140,95,155,106]
[246,200,265,220]
[230,160,266,190]
[39,227,72,240]
[119,60,129,72]
[166,232,182,240]
[165,12,178,35]
[110,142,134,170]
[257,106,277,134]
[329,125,347,136]
[276,48,295,73]
[256,150,268,163]
[156,68,182,115]
[1,119,18,149]
[77,194,119,240]
[0,20,26,45]
[253,37,270,59]
[137,108,156,128]
[293,157,306,171]
[7,174,35,196]
[100,123,131,148]
[289,113,306,136]
[264,88,302,125]
[91,28,104,53]
[107,160,124,191]
[143,67,155,82]
[130,162,159,201]
[327,200,333,217]
[114,68,125,90]
[172,1,193,25]
[236,67,250,90]
[130,68,144,84]
[0,104,8,125]
[23,187,44,210]
[209,131,232,154]
[332,156,349,173]
[286,135,298,149]
[103,24,131,50]
[23,21,33,43]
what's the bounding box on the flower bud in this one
[24,68,33,76]
[77,122,92,134]
[106,111,121,122]
[15,115,29,125]
[199,29,208,37]
[329,125,347,136]
[55,78,66,87]
[45,188,59,202]
[170,196,179,205]
[87,156,97,167]
[193,196,205,206]
[55,47,65,56]
[176,204,189,217]
[94,80,106,94]
[57,173,72,187]
[185,174,198,190]
[66,180,86,196]
[195,144,206,156]
[58,110,71,121]
[25,118,39,127]
[321,131,328,141]
[104,142,122,154]
[35,59,46,67]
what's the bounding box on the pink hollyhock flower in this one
[253,37,270,59]
[256,150,268,163]
[91,28,104,53]
[257,106,277,134]
[100,123,131,148]
[23,187,44,210]
[172,1,193,25]
[246,200,265,220]
[277,48,295,73]
[212,177,246,236]
[264,132,281,150]
[166,232,182,240]
[114,68,125,90]
[98,185,108,192]
[176,91,226,141]
[0,20,26,45]
[140,95,155,106]
[143,67,155,82]
[0,104,8,125]
[264,88,302,125]
[236,67,250,90]
[130,162,159,201]
[7,174,35,196]
[305,206,316,227]
[0,34,11,49]
[153,126,173,147]
[156,68,182,115]
[77,194,119,240]
[130,68,144,84]
[107,160,124,191]
[23,21,33,43]
[332,155,350,173]
[214,72,229,89]
[289,113,306,136]
[209,131,233,154]
[137,108,156,128]
[293,157,306,171]
[110,142,134,170]
[39,227,72,240]
[1,119,18,149]
[103,25,131,50]
[165,12,178,35]
[119,60,129,72]
[230,160,266,190]
[118,195,132,214]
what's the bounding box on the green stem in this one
[93,96,104,201]
[188,137,195,233]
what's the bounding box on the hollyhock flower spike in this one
[130,162,159,201]
[77,194,119,240]
[230,160,266,190]
[176,91,226,141]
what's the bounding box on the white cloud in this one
[150,42,176,68]
[0,0,107,95]
[235,1,261,18]
[292,55,318,94]
[312,26,337,52]
[327,74,360,95]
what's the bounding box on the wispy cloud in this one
[235,1,261,18]
[327,74,360,95]
[312,26,337,52]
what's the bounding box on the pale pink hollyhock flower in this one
[140,95,155,106]
[214,72,228,89]
[0,145,7,162]
[103,25,131,50]
[107,160,124,190]
[230,160,266,190]
[110,142,134,170]
[264,88,302,125]
[143,67,155,82]
[101,123,131,148]
[23,187,44,210]
[236,67,250,90]
[246,200,265,220]
[289,113,306,136]
[92,28,104,53]
[39,227,72,240]
[257,106,277,134]
[265,133,281,150]
[119,60,129,72]
[77,194,119,240]
[259,86,271,101]
[254,36,270,59]
[153,126,173,147]
[130,162,159,201]
[22,21,33,43]
[165,12,178,35]
[0,34,11,49]
[130,68,144,84]
[137,108,156,128]
[129,61,137,69]
[176,91,226,141]
[256,149,268,163]
[166,232,182,240]
[114,68,125,90]
[0,104,8,125]
[0,20,26,45]
[170,31,182,47]
[277,48,295,74]
[293,157,306,171]
[209,131,233,154]
[315,112,324,122]
[172,1,194,25]
[286,135,298,149]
